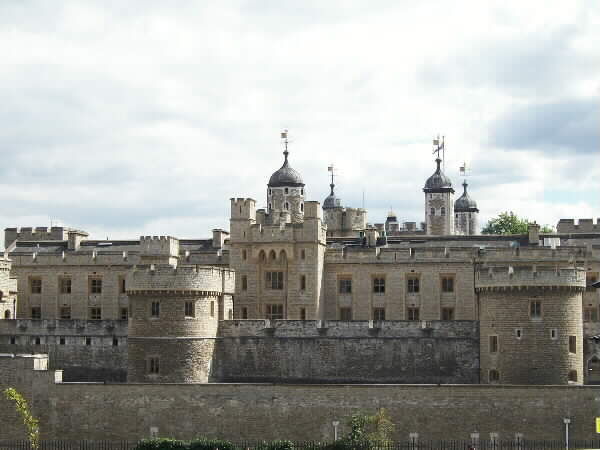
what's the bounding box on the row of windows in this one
[7,336,121,346]
[488,369,578,383]
[242,249,307,261]
[30,306,129,320]
[29,277,127,295]
[489,334,577,353]
[338,277,455,294]
[268,187,304,196]
[267,202,305,212]
[147,301,233,320]
[240,272,310,291]
[430,207,446,216]
[251,305,455,321]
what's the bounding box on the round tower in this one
[454,180,479,235]
[476,265,585,385]
[267,132,305,224]
[126,264,235,383]
[423,157,454,235]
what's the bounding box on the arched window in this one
[269,189,272,196]
[4,310,10,319]
[269,203,272,210]
[300,203,304,212]
[269,250,277,262]
[259,250,266,262]
[568,370,578,382]
[279,250,287,262]
[301,188,304,195]
[441,207,446,216]
[284,202,289,210]
[430,208,435,216]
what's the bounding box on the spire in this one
[462,179,468,194]
[281,129,289,166]
[328,164,335,195]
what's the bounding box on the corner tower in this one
[454,180,479,235]
[267,131,305,224]
[423,150,454,235]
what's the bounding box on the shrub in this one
[189,437,238,450]
[135,438,188,450]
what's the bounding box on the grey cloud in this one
[489,98,599,154]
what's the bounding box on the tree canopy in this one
[482,211,554,235]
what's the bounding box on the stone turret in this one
[454,180,479,235]
[0,256,17,319]
[476,264,585,385]
[126,264,235,383]
[424,157,454,235]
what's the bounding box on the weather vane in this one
[433,135,445,170]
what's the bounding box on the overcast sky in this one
[0,1,598,243]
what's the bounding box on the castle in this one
[2,135,600,441]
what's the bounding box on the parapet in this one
[230,198,256,221]
[4,226,89,248]
[557,218,600,233]
[127,264,235,295]
[475,266,586,291]
[139,236,179,261]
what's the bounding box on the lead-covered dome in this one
[424,158,453,191]
[268,150,304,187]
[323,183,341,209]
[454,181,478,212]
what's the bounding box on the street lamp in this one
[332,421,340,441]
[563,418,571,450]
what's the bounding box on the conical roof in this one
[454,181,478,211]
[268,150,304,187]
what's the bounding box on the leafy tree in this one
[345,408,395,448]
[4,388,40,450]
[482,211,554,234]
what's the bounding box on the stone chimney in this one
[528,222,540,245]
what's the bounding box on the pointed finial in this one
[281,129,289,162]
[328,164,335,195]
[463,179,468,194]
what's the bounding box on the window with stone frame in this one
[89,307,102,320]
[120,308,129,320]
[119,277,126,294]
[489,369,500,383]
[147,357,160,374]
[241,275,248,291]
[373,277,385,294]
[569,335,577,354]
[242,307,248,319]
[584,307,598,322]
[150,301,160,318]
[441,276,454,293]
[210,301,215,317]
[30,278,42,294]
[489,335,498,353]
[441,207,446,216]
[59,277,72,294]
[568,370,578,382]
[31,306,41,319]
[185,301,195,318]
[407,277,420,293]
[373,307,385,321]
[338,278,352,294]
[441,307,454,320]
[407,307,419,321]
[228,309,233,320]
[339,307,352,321]
[430,208,435,216]
[300,308,306,320]
[300,275,306,290]
[265,271,284,290]
[89,277,102,294]
[530,300,542,319]
[265,304,284,320]
[59,306,71,319]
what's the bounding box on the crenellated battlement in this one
[139,236,179,263]
[4,226,89,248]
[127,264,235,295]
[557,218,600,233]
[477,245,586,261]
[230,198,256,221]
[475,266,586,291]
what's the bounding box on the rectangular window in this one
[120,308,129,320]
[242,307,248,319]
[31,307,41,319]
[59,306,71,320]
[373,277,385,294]
[300,308,306,320]
[10,336,16,345]
[407,307,420,321]
[30,278,42,294]
[242,275,248,291]
[550,328,558,340]
[89,307,102,320]
[530,300,542,318]
[569,336,577,354]
[373,307,386,321]
[59,337,66,345]
[265,271,284,290]
[112,337,119,347]
[210,301,215,317]
[489,335,498,353]
[185,301,195,318]
[266,304,284,320]
[59,277,72,294]
[119,277,126,294]
[89,278,102,294]
[441,307,454,320]
[441,277,454,293]
[300,275,306,291]
[148,357,160,374]
[85,337,92,346]
[150,301,160,317]
[339,307,352,321]
[338,278,352,294]
[407,277,420,293]
[584,308,598,322]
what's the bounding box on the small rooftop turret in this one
[454,181,478,212]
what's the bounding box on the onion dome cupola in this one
[423,158,454,193]
[454,180,479,212]
[323,165,341,210]
[267,131,305,223]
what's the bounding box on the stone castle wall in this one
[558,219,600,234]
[0,319,128,381]
[2,356,600,442]
[212,320,479,383]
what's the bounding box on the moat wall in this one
[1,356,599,442]
[212,320,480,383]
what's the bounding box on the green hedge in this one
[135,438,297,450]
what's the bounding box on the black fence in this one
[0,441,599,450]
